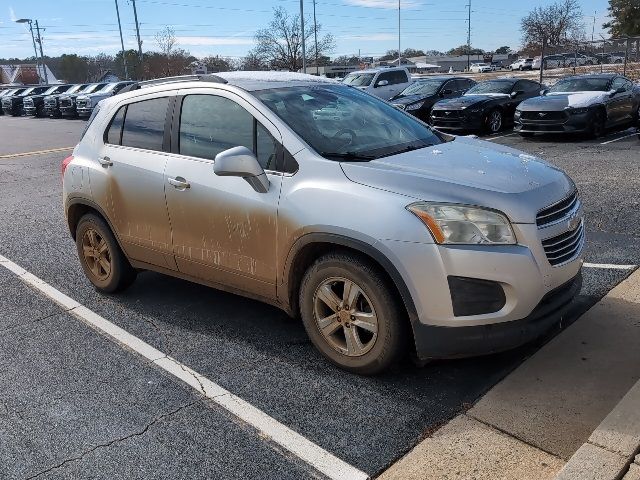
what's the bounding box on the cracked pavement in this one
[0,117,638,479]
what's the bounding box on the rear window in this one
[120,97,169,151]
[105,105,126,145]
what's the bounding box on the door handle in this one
[98,156,113,167]
[168,176,190,189]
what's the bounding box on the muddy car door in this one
[164,90,282,299]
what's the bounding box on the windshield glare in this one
[549,78,611,92]
[342,73,374,87]
[256,85,441,161]
[67,85,84,94]
[397,80,443,97]
[82,84,103,94]
[466,81,513,95]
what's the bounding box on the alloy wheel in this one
[489,110,502,133]
[81,228,112,281]
[313,276,379,357]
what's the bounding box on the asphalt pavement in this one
[0,116,638,479]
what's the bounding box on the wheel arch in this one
[281,233,419,328]
[66,198,123,249]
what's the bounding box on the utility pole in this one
[398,0,401,65]
[313,0,319,75]
[15,19,42,84]
[300,0,306,73]
[114,0,129,79]
[591,11,596,43]
[466,0,471,71]
[131,0,144,66]
[34,21,48,84]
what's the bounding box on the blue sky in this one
[0,0,611,60]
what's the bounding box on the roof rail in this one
[119,74,228,94]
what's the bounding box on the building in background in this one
[0,64,58,85]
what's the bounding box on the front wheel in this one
[75,214,137,293]
[299,253,407,375]
[486,109,503,134]
[588,109,606,139]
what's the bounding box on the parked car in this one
[342,67,413,100]
[532,54,568,70]
[59,83,107,118]
[0,88,26,115]
[490,61,503,71]
[509,58,533,71]
[469,63,492,73]
[560,53,596,67]
[431,78,544,133]
[63,72,583,374]
[390,76,476,122]
[24,84,73,117]
[595,51,626,64]
[515,74,640,138]
[44,84,89,117]
[1,85,50,116]
[76,81,135,118]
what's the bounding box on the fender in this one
[279,232,419,325]
[65,197,125,251]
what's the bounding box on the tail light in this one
[61,155,74,177]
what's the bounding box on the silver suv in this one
[63,72,584,374]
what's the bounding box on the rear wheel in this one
[75,214,136,293]
[299,253,407,375]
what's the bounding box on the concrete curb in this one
[555,377,640,480]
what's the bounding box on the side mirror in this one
[612,87,626,95]
[441,89,453,96]
[214,146,270,193]
[376,79,389,87]
[510,90,524,98]
[540,89,548,96]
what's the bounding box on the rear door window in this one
[120,97,169,151]
[105,105,126,145]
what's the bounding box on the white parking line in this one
[600,132,638,145]
[0,253,368,480]
[584,262,637,270]
[485,132,517,141]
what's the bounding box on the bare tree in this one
[155,26,177,75]
[251,7,335,72]
[521,0,585,46]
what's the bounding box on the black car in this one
[390,76,476,123]
[44,83,89,118]
[515,74,640,138]
[431,78,544,134]
[1,85,50,116]
[0,88,26,115]
[59,83,107,118]
[23,84,73,117]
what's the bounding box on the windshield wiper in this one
[320,151,377,161]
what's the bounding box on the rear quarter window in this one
[120,97,169,151]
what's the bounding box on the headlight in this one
[407,203,516,245]
[565,107,589,115]
[467,107,483,113]
[514,109,521,117]
[85,98,92,107]
[394,104,406,110]
[405,101,425,111]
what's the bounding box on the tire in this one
[588,109,606,139]
[486,109,503,134]
[299,253,407,375]
[75,213,137,293]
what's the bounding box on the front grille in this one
[44,98,57,108]
[432,109,462,118]
[542,221,585,266]
[536,191,578,227]
[59,98,73,108]
[23,98,34,108]
[77,99,89,108]
[521,111,567,121]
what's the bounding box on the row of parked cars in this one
[342,67,640,138]
[0,81,133,118]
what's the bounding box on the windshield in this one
[66,85,85,94]
[397,80,444,97]
[98,83,118,93]
[81,84,104,94]
[255,84,442,161]
[342,73,375,87]
[549,78,611,92]
[465,81,513,95]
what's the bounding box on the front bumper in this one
[60,107,78,116]
[77,107,94,117]
[24,106,37,116]
[515,111,591,134]
[431,111,484,131]
[413,272,581,359]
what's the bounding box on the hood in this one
[519,91,610,110]
[340,136,573,223]
[391,93,434,105]
[432,94,506,110]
